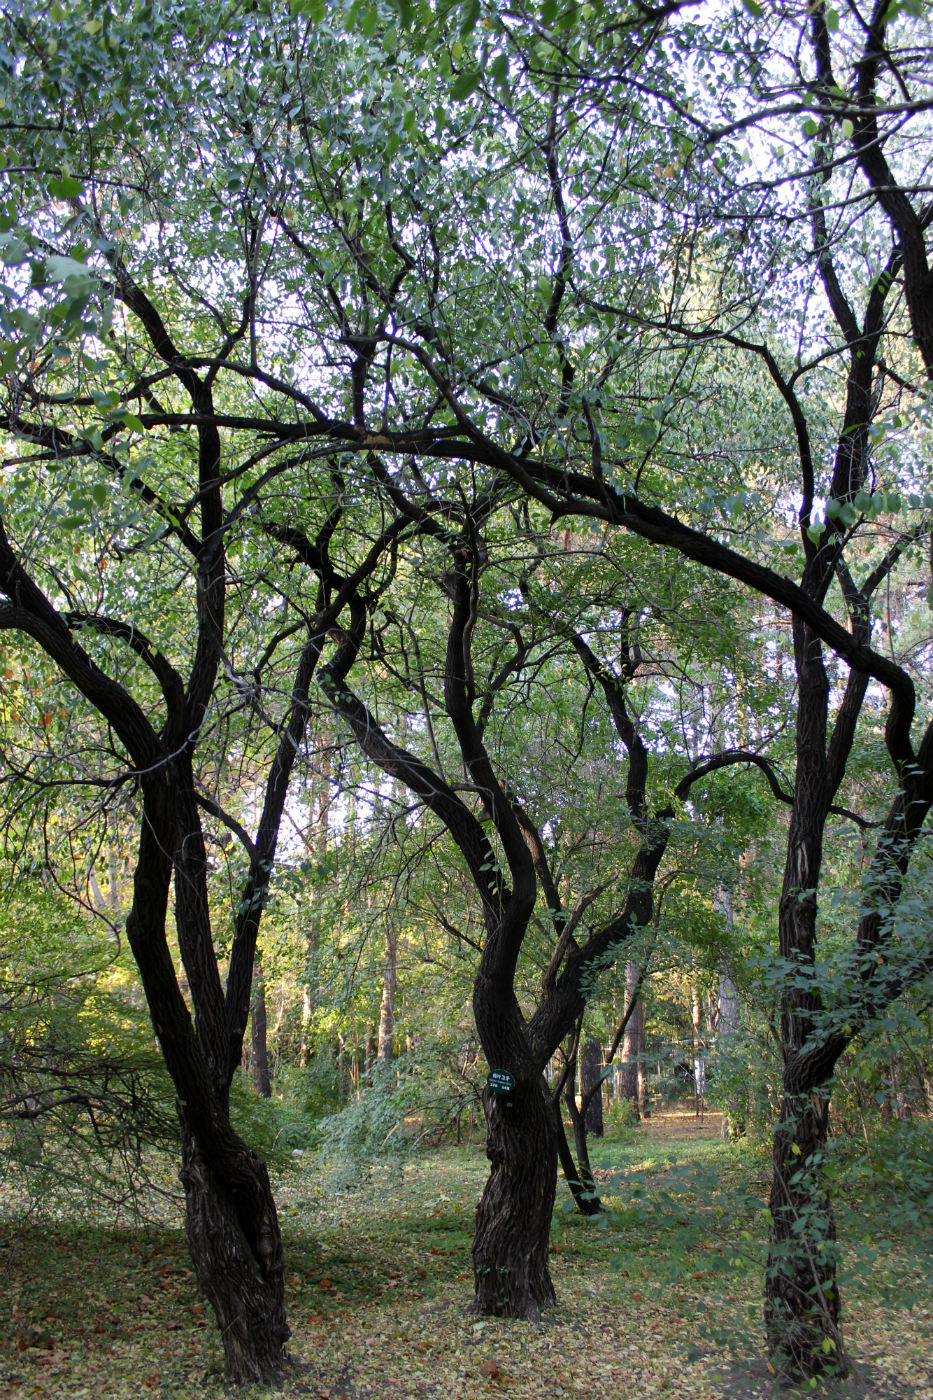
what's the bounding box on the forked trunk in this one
[472,1078,558,1318]
[180,1118,290,1383]
[764,1087,847,1383]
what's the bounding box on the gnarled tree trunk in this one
[180,1117,289,1383]
[472,1076,557,1318]
[764,1086,844,1381]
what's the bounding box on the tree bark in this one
[581,1038,604,1137]
[551,1089,602,1216]
[717,967,744,1138]
[764,1088,845,1380]
[179,1117,289,1383]
[472,1077,558,1317]
[691,979,706,1114]
[250,953,272,1098]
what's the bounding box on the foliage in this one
[1,0,933,1379]
[0,885,178,1219]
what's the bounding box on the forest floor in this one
[1,1106,931,1400]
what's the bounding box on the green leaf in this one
[490,53,509,90]
[824,8,840,30]
[0,235,29,265]
[451,67,482,100]
[741,0,763,16]
[48,175,83,201]
[459,0,480,34]
[44,253,96,289]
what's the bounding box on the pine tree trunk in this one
[179,1118,289,1383]
[472,1078,558,1318]
[764,1086,847,1382]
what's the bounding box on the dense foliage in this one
[1,0,931,1386]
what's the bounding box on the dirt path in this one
[638,1103,725,1142]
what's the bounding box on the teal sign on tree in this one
[486,1069,515,1094]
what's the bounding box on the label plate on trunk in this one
[486,1069,516,1094]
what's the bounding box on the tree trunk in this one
[179,1117,290,1384]
[717,968,744,1138]
[691,978,706,1115]
[581,1038,604,1136]
[621,961,643,1119]
[376,921,397,1068]
[250,953,272,1098]
[472,1078,558,1318]
[551,1091,602,1216]
[764,1086,847,1381]
[560,1053,603,1215]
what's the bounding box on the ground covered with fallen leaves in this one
[1,1109,930,1400]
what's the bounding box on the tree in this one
[316,491,797,1308]
[0,3,416,1377]
[300,0,933,1374]
[3,0,931,1379]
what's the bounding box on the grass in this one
[1,1107,931,1400]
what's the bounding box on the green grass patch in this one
[1,1113,930,1399]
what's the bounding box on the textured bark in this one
[717,967,744,1138]
[472,1079,558,1317]
[250,954,272,1099]
[764,1089,846,1381]
[180,1120,289,1383]
[559,1052,603,1215]
[761,617,845,1380]
[580,1038,604,1137]
[691,980,705,1113]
